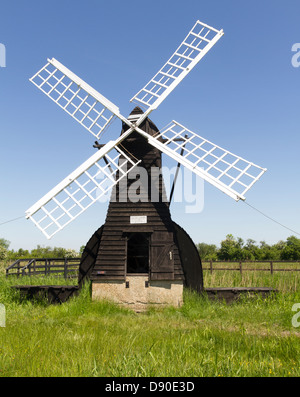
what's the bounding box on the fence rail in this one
[6,258,81,279]
[202,260,300,275]
[5,259,300,279]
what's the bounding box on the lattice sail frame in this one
[130,20,223,113]
[30,21,223,138]
[135,121,267,201]
[25,141,141,239]
[26,19,267,239]
[30,58,129,139]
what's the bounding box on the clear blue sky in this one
[1,0,300,251]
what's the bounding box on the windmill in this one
[25,20,266,309]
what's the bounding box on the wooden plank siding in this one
[91,107,185,282]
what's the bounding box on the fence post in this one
[64,258,68,279]
[270,261,273,275]
[210,260,213,274]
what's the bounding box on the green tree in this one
[31,245,53,258]
[64,248,79,258]
[79,245,85,255]
[197,243,218,260]
[0,238,10,250]
[16,248,30,258]
[217,234,244,261]
[52,247,68,258]
[0,238,10,260]
[259,241,281,260]
[30,245,79,258]
[244,238,259,260]
[0,246,8,260]
[280,236,300,260]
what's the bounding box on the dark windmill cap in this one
[127,106,144,123]
[122,106,160,139]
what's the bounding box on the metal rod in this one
[170,134,188,203]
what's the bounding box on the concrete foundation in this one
[92,275,183,311]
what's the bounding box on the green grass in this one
[0,270,300,377]
[203,266,300,293]
[4,274,78,287]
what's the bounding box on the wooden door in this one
[150,233,175,280]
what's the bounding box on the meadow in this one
[0,262,299,377]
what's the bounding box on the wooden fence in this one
[6,258,81,279]
[202,260,300,275]
[5,259,300,279]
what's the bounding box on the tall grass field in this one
[0,261,299,377]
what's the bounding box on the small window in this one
[127,233,149,274]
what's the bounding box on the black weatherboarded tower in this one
[79,108,203,309]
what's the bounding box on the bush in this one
[0,246,8,261]
[197,234,298,261]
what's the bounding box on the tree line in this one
[0,238,82,261]
[198,234,300,261]
[1,234,300,262]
